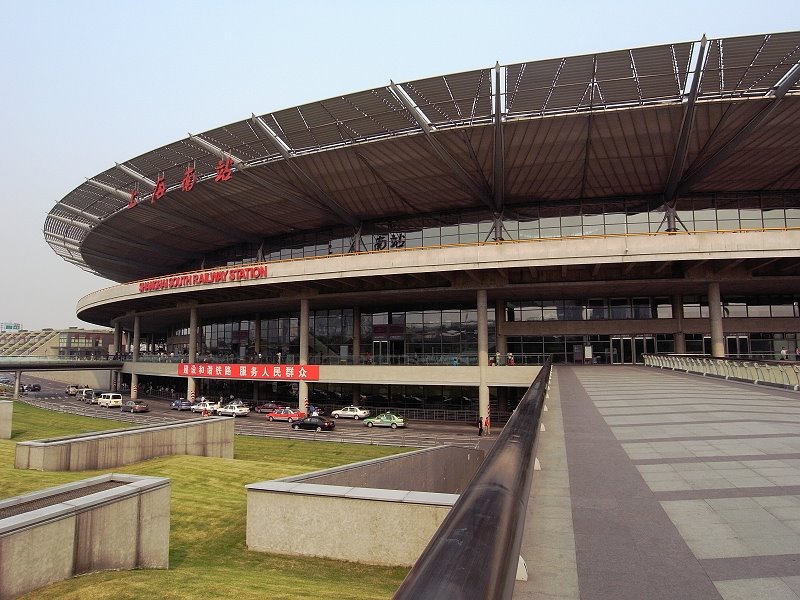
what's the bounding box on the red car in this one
[265,407,306,422]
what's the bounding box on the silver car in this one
[331,406,370,420]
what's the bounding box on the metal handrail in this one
[393,357,553,600]
[643,354,800,391]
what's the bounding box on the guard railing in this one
[393,356,553,600]
[643,354,800,391]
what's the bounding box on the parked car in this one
[170,398,193,411]
[291,416,336,431]
[65,384,82,396]
[253,402,286,413]
[86,390,104,404]
[191,401,220,414]
[443,395,476,409]
[363,412,406,429]
[331,406,370,420]
[0,377,12,385]
[364,394,390,408]
[79,388,94,402]
[98,393,123,408]
[121,400,149,413]
[217,403,250,417]
[265,407,306,422]
[28,384,41,392]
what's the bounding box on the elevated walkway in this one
[517,365,800,600]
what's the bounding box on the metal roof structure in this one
[45,31,800,283]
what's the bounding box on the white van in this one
[98,393,123,408]
[80,388,94,402]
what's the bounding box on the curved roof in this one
[45,31,800,283]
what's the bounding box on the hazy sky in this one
[1,0,796,330]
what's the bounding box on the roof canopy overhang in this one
[46,31,800,283]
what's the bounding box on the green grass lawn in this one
[2,402,411,599]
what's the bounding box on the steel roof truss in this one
[390,81,495,211]
[56,203,102,224]
[493,63,505,215]
[664,36,708,203]
[251,115,359,227]
[678,58,800,194]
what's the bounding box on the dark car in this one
[121,400,150,413]
[29,384,42,392]
[253,402,286,413]
[291,416,336,432]
[170,398,193,410]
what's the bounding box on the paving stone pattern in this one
[515,366,800,600]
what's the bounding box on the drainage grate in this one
[0,481,127,519]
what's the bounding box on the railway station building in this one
[44,31,800,422]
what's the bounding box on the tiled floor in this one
[516,366,800,600]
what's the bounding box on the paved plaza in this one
[516,365,800,600]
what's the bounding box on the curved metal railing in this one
[393,357,553,600]
[643,354,800,391]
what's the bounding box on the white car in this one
[191,401,220,414]
[217,403,250,417]
[331,406,370,420]
[97,393,123,408]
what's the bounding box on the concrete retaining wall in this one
[0,400,11,439]
[246,446,484,565]
[15,417,233,471]
[288,445,484,494]
[0,473,170,600]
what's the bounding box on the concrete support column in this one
[352,307,361,365]
[13,370,21,400]
[494,300,507,357]
[187,307,199,401]
[672,294,686,354]
[708,281,725,358]
[477,290,489,430]
[132,316,141,362]
[299,298,310,411]
[111,321,122,391]
[189,307,198,363]
[131,315,141,400]
[112,322,122,358]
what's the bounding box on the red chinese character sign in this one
[178,363,319,381]
[215,158,233,182]
[181,165,196,191]
[151,174,166,203]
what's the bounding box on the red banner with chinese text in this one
[178,363,319,381]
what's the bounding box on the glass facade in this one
[158,293,799,366]
[185,191,800,271]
